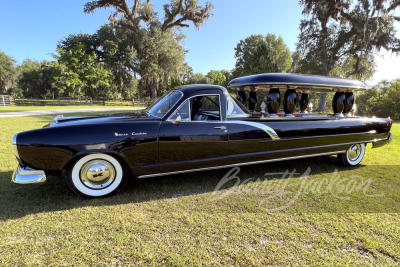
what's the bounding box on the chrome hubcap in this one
[348,144,361,161]
[80,160,116,189]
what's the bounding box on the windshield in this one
[147,91,183,118]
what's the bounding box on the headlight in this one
[12,133,19,158]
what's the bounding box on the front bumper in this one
[12,165,47,184]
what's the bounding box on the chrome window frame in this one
[147,90,184,119]
[167,94,222,122]
[226,95,251,118]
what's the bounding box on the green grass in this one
[0,115,399,266]
[0,106,145,113]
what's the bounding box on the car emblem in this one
[132,132,147,135]
[115,132,129,136]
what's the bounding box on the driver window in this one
[169,100,190,121]
[190,95,220,121]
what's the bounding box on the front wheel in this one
[337,143,366,167]
[66,153,127,198]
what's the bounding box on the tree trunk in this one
[150,77,157,99]
[317,60,334,112]
[317,93,327,112]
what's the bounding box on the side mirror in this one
[173,115,181,125]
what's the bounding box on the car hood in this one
[44,110,161,127]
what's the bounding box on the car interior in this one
[190,96,220,121]
[169,95,221,122]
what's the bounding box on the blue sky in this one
[0,0,399,84]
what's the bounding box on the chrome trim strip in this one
[226,121,280,140]
[137,151,345,179]
[228,114,251,118]
[133,155,229,169]
[371,135,392,148]
[259,130,377,143]
[12,165,47,184]
[231,140,379,159]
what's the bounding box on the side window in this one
[190,95,220,121]
[169,100,190,121]
[227,96,250,117]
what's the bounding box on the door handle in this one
[214,126,226,130]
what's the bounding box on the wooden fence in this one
[0,95,11,106]
[14,97,93,106]
[93,98,156,107]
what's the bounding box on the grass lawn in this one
[0,106,145,113]
[0,114,399,266]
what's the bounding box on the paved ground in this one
[0,108,140,118]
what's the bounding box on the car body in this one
[12,73,393,197]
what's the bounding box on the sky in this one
[0,0,399,86]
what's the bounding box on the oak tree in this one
[233,34,289,78]
[83,0,214,99]
[51,43,112,97]
[0,51,17,93]
[297,0,400,111]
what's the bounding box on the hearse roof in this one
[227,73,367,92]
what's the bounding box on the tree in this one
[233,34,287,77]
[265,34,292,72]
[289,50,304,73]
[297,0,400,111]
[187,73,213,84]
[206,70,226,86]
[0,51,17,93]
[58,27,140,99]
[234,35,267,78]
[83,0,214,99]
[357,79,400,119]
[17,59,43,98]
[52,43,112,97]
[220,69,233,86]
[17,59,57,99]
[250,43,279,74]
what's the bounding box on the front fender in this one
[15,121,160,172]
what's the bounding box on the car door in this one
[158,90,229,173]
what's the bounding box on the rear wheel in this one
[66,153,127,198]
[337,143,366,167]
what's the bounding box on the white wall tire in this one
[337,143,366,167]
[66,154,127,198]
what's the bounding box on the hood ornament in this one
[54,115,64,123]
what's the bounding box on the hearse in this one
[12,73,393,197]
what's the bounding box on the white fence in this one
[0,95,11,106]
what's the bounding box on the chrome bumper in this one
[12,165,47,184]
[372,133,393,148]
